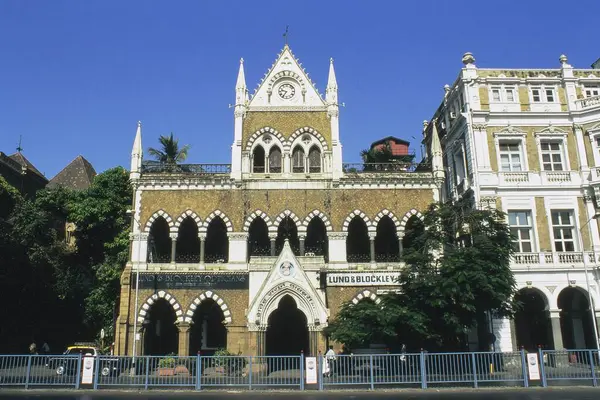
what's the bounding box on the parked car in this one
[48,344,124,377]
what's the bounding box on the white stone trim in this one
[137,290,184,325]
[184,290,232,324]
[398,209,424,235]
[243,209,274,232]
[289,127,329,151]
[351,289,381,305]
[273,209,301,229]
[174,209,203,234]
[201,209,233,233]
[514,286,551,310]
[342,209,371,232]
[245,127,286,152]
[300,209,333,233]
[144,209,176,233]
[373,209,401,231]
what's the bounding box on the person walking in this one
[325,345,337,377]
[41,342,50,367]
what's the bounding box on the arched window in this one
[148,217,171,263]
[292,147,305,173]
[176,217,200,263]
[346,217,370,262]
[253,146,265,173]
[205,217,229,263]
[248,218,270,260]
[308,146,321,173]
[305,217,328,261]
[402,215,425,252]
[275,217,299,255]
[269,147,282,173]
[375,216,399,262]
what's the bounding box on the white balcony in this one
[512,251,598,270]
[575,95,600,110]
[479,171,582,188]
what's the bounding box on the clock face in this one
[278,83,295,99]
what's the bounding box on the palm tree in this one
[147,133,190,164]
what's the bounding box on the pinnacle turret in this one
[130,121,143,179]
[235,58,248,105]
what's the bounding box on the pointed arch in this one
[174,209,203,232]
[399,209,424,235]
[342,209,372,232]
[137,290,184,325]
[144,210,176,232]
[245,127,286,152]
[201,210,233,233]
[273,210,301,229]
[351,289,381,305]
[184,290,232,324]
[288,127,329,151]
[243,210,274,232]
[373,209,401,230]
[300,209,332,234]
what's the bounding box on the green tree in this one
[147,133,190,164]
[325,198,517,351]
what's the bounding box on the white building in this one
[423,53,600,352]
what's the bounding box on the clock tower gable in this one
[248,45,327,109]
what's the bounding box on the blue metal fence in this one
[1,350,599,391]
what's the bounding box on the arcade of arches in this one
[146,213,413,264]
[513,287,598,352]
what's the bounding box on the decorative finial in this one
[559,54,568,65]
[330,57,334,64]
[462,52,475,65]
[137,121,142,127]
[240,57,244,64]
[444,84,450,93]
[283,25,289,46]
[16,134,23,153]
[423,120,429,128]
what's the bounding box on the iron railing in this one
[141,163,231,174]
[343,162,430,173]
[1,350,599,390]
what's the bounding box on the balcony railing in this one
[575,95,600,110]
[512,251,597,268]
[141,163,231,174]
[343,162,430,173]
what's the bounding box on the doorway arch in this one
[514,288,552,351]
[265,295,309,356]
[189,299,227,356]
[143,299,178,356]
[558,287,596,349]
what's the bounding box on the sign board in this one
[527,353,540,380]
[134,273,249,290]
[305,357,317,384]
[326,272,400,287]
[81,356,95,385]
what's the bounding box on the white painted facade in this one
[425,53,600,351]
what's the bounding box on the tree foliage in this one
[0,168,131,353]
[325,198,517,352]
[147,133,190,164]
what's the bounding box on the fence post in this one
[589,350,597,387]
[75,354,82,390]
[520,348,528,388]
[538,347,546,388]
[471,352,478,388]
[92,355,100,390]
[369,354,374,390]
[248,356,253,391]
[24,355,32,390]
[195,353,201,391]
[318,353,323,391]
[420,350,427,389]
[144,356,152,390]
[300,353,305,391]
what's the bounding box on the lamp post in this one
[576,212,600,349]
[127,209,143,370]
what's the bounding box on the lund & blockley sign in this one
[326,272,400,286]
[134,273,248,290]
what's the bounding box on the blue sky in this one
[1,0,598,179]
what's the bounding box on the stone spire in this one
[130,121,143,180]
[326,58,338,105]
[429,119,444,183]
[235,58,248,105]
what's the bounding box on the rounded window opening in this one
[514,288,551,352]
[375,215,399,262]
[248,217,270,259]
[276,217,299,255]
[346,216,370,263]
[205,217,229,263]
[176,217,200,263]
[252,146,265,173]
[305,217,328,261]
[148,216,171,263]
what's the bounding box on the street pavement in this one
[0,388,599,399]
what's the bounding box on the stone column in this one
[509,319,518,352]
[397,233,404,259]
[369,232,376,263]
[199,234,206,264]
[170,232,178,263]
[550,311,564,350]
[256,327,266,356]
[269,234,277,256]
[299,234,306,256]
[177,322,192,357]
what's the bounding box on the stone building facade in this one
[115,46,442,357]
[422,53,600,352]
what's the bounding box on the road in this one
[0,388,598,399]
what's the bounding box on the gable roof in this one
[47,155,96,190]
[370,136,410,148]
[8,152,47,181]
